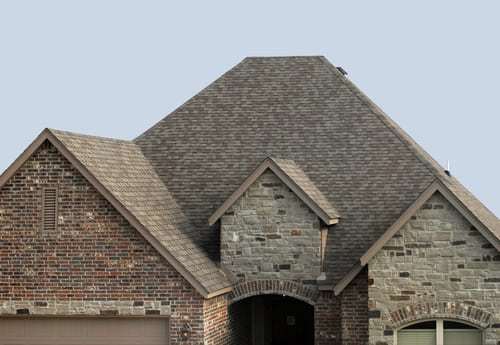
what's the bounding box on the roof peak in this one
[244,55,326,60]
[209,157,339,226]
[47,128,130,144]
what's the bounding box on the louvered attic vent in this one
[42,188,58,233]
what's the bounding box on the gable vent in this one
[42,188,58,233]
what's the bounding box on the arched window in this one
[397,320,482,345]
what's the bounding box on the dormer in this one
[209,157,339,283]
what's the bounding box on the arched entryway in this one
[229,294,315,345]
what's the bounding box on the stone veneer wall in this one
[368,192,500,345]
[220,170,322,283]
[0,141,205,345]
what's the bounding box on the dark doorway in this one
[231,295,314,345]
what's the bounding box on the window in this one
[397,320,482,345]
[42,188,58,233]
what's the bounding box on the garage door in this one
[0,317,169,345]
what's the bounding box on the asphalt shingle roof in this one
[271,158,340,221]
[134,56,499,285]
[49,129,231,295]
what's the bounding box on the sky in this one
[0,1,498,215]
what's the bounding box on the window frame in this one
[395,319,484,345]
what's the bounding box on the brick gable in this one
[0,141,205,344]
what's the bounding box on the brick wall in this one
[368,192,500,345]
[0,141,205,345]
[315,291,341,345]
[341,268,369,345]
[203,295,231,345]
[220,170,321,283]
[203,295,253,345]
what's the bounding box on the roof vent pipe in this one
[445,160,451,177]
[336,66,348,76]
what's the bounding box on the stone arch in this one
[388,302,493,329]
[228,279,319,306]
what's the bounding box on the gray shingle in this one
[134,56,499,285]
[272,158,339,220]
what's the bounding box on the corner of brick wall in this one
[203,293,252,345]
[315,290,341,345]
[341,267,369,345]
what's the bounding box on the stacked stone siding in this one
[220,170,322,283]
[368,192,500,345]
[0,141,205,345]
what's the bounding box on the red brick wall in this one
[203,295,253,345]
[0,141,205,345]
[340,267,369,345]
[204,295,230,345]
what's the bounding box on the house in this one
[0,56,498,345]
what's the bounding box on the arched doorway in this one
[230,294,314,345]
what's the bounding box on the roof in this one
[135,56,499,287]
[209,157,340,226]
[2,56,497,296]
[0,129,231,298]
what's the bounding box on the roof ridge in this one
[48,128,131,144]
[244,55,326,59]
[133,58,249,142]
[318,58,499,227]
[318,57,448,181]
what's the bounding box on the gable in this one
[334,182,500,295]
[0,129,231,298]
[367,192,500,344]
[0,141,198,299]
[220,169,322,282]
[361,182,500,267]
[210,157,339,226]
[376,191,499,260]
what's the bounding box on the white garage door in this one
[0,317,169,345]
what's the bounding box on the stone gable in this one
[220,170,322,283]
[368,192,500,345]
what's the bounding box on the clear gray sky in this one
[1,1,498,215]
